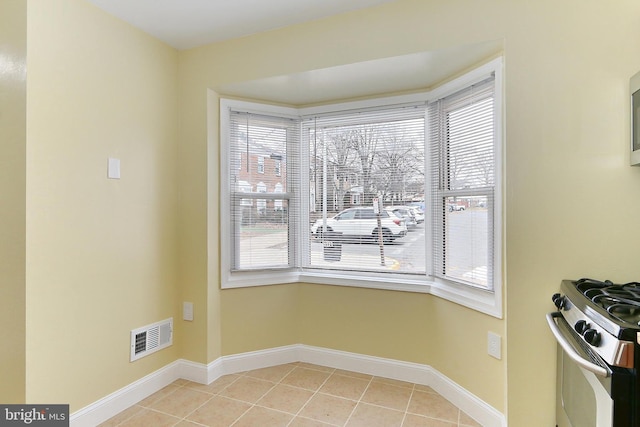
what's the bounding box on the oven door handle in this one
[546,312,610,378]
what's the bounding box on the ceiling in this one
[218,40,503,105]
[85,0,399,50]
[86,0,503,106]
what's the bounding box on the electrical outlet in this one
[488,332,501,359]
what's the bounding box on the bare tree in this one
[314,121,425,212]
[325,131,358,211]
[346,127,379,206]
[374,133,423,203]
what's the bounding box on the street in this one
[238,209,489,286]
[310,209,489,286]
[310,223,426,272]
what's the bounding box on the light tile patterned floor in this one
[99,362,483,427]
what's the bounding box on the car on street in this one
[408,206,424,223]
[448,204,465,212]
[311,207,407,243]
[386,206,417,229]
[408,201,425,211]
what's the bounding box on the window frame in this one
[219,58,503,318]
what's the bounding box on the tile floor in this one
[99,362,483,427]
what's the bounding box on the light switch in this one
[108,158,120,179]
[183,302,194,321]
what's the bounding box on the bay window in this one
[219,58,502,317]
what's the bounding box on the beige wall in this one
[221,285,298,355]
[0,0,27,403]
[25,0,179,410]
[179,1,640,425]
[503,2,640,424]
[8,0,640,424]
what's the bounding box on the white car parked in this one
[385,206,417,229]
[311,207,407,243]
[409,207,424,223]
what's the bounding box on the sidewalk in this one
[238,231,399,270]
[310,247,399,270]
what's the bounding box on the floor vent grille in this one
[130,318,173,362]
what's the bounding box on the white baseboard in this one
[221,344,300,374]
[70,345,506,427]
[296,345,505,427]
[70,360,182,427]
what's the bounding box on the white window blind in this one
[303,105,426,274]
[428,75,495,289]
[226,83,495,283]
[228,111,300,271]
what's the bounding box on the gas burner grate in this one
[575,278,640,326]
[575,277,613,293]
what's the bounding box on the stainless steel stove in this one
[548,279,640,427]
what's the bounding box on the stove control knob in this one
[574,320,590,334]
[552,293,565,309]
[584,329,601,346]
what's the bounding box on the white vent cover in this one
[130,318,173,362]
